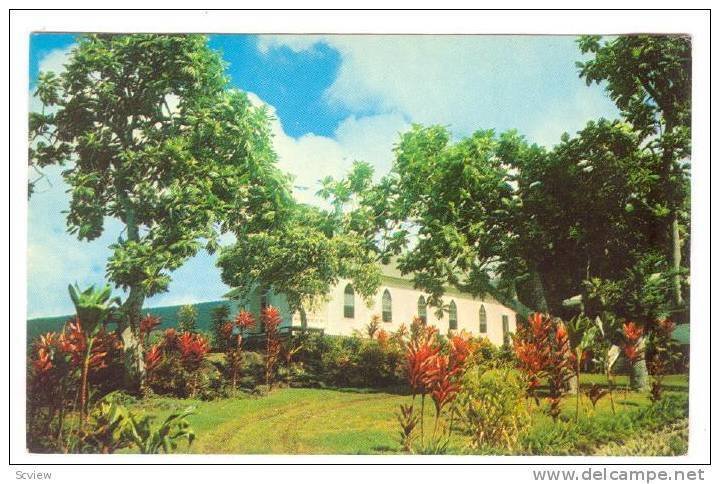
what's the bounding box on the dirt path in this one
[190,389,403,454]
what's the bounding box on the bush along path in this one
[591,418,688,456]
[120,384,688,455]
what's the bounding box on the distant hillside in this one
[26,300,239,342]
[27,302,691,347]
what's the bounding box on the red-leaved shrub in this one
[144,329,210,397]
[513,313,575,420]
[400,320,476,451]
[262,306,283,388]
[646,318,681,402]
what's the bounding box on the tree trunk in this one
[527,267,549,313]
[671,215,684,307]
[659,119,684,309]
[630,359,650,392]
[79,340,93,425]
[630,336,649,391]
[117,194,146,390]
[299,306,308,331]
[568,374,579,395]
[120,286,146,391]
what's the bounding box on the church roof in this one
[376,256,527,314]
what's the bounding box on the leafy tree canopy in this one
[218,201,382,319]
[29,34,291,333]
[577,34,691,310]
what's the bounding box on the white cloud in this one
[29,45,75,116]
[258,35,619,144]
[28,35,618,318]
[38,45,74,74]
[247,92,408,206]
[257,35,322,54]
[525,88,616,148]
[27,165,124,318]
[28,45,409,317]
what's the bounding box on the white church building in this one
[242,262,517,346]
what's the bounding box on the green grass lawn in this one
[125,373,689,455]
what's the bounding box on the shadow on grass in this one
[370,445,400,454]
[660,385,691,392]
[322,385,411,396]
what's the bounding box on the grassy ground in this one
[125,373,689,455]
[592,419,688,456]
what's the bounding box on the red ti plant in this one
[177,332,210,372]
[61,318,121,422]
[425,354,460,441]
[139,314,161,347]
[29,331,76,447]
[513,313,548,405]
[621,321,644,396]
[399,324,475,451]
[513,340,543,405]
[404,323,440,447]
[545,321,576,420]
[397,403,419,452]
[144,344,163,373]
[646,318,680,402]
[409,316,427,341]
[376,329,390,349]
[225,310,256,389]
[144,329,209,397]
[513,313,575,420]
[235,310,256,335]
[365,315,381,339]
[262,306,283,388]
[66,283,119,423]
[161,328,179,352]
[178,331,210,397]
[621,322,644,364]
[28,320,120,448]
[393,323,409,342]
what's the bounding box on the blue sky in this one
[27,33,618,318]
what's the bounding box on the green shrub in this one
[147,356,220,399]
[177,304,198,333]
[318,335,404,388]
[519,393,688,455]
[594,418,688,456]
[210,304,231,351]
[456,367,530,452]
[238,351,266,386]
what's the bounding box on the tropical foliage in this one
[26,33,691,455]
[29,34,291,387]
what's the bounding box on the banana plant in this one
[590,314,622,414]
[124,407,196,454]
[68,283,120,423]
[68,283,120,336]
[567,315,600,421]
[74,394,132,453]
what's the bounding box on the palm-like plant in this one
[592,315,622,414]
[68,283,120,422]
[68,284,119,331]
[124,407,196,454]
[566,315,600,421]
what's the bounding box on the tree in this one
[577,34,691,309]
[217,201,381,328]
[335,128,531,316]
[506,120,667,318]
[67,283,119,423]
[29,34,290,385]
[210,303,231,351]
[177,304,198,334]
